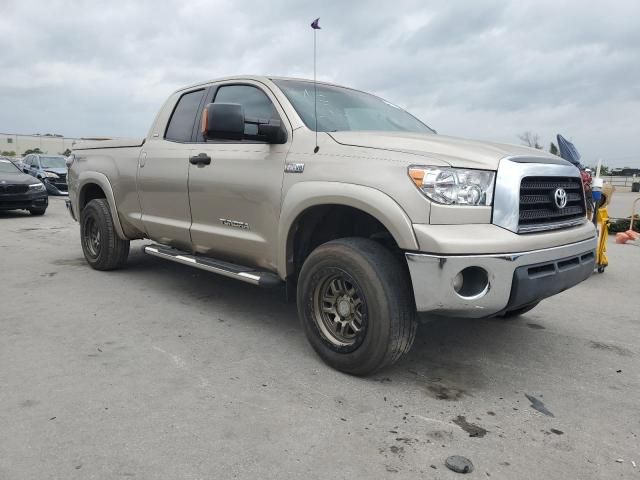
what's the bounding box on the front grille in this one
[0,200,32,209]
[0,184,29,194]
[519,176,586,232]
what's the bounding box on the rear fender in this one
[76,172,127,240]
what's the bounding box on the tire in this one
[297,237,417,376]
[501,302,539,319]
[29,207,46,216]
[80,198,130,270]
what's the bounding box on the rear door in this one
[137,88,206,250]
[187,81,291,271]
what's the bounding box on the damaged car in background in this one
[22,154,68,195]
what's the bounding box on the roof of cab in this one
[173,75,349,95]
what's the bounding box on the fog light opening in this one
[453,266,489,299]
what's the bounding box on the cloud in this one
[0,0,638,166]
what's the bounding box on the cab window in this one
[165,89,206,142]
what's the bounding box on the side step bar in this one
[144,244,282,288]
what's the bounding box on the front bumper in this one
[405,237,596,317]
[0,190,48,211]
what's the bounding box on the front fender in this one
[277,181,419,277]
[75,172,127,240]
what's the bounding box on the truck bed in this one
[73,138,145,150]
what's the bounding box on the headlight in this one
[409,166,496,206]
[29,183,46,191]
[43,171,60,179]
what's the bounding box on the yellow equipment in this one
[594,183,615,273]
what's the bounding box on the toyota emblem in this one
[553,188,568,209]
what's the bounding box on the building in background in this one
[0,132,80,156]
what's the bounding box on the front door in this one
[187,82,290,271]
[137,88,206,250]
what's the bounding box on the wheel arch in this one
[278,182,418,279]
[76,172,127,240]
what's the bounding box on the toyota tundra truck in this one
[66,76,596,375]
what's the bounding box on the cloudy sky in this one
[1,0,638,166]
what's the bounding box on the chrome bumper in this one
[405,237,597,317]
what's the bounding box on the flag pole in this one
[314,28,318,153]
[311,18,321,153]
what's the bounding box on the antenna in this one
[311,17,321,153]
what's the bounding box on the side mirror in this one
[202,103,245,141]
[258,120,287,144]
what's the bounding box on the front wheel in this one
[297,238,417,376]
[28,207,46,216]
[80,198,130,270]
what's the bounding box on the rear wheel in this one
[297,237,417,376]
[80,198,129,270]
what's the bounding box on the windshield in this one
[39,156,66,168]
[274,79,434,134]
[0,159,20,174]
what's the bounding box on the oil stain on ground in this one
[589,341,633,357]
[425,383,467,401]
[452,415,488,438]
[526,323,545,330]
[525,394,555,417]
[51,258,87,267]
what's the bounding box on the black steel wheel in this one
[80,198,129,270]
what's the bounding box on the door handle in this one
[189,153,211,165]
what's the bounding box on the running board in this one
[144,244,282,288]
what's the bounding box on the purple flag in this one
[311,18,321,29]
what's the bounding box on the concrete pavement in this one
[1,197,639,479]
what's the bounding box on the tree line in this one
[517,131,610,175]
[1,147,72,157]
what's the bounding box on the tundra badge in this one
[284,162,305,173]
[220,219,250,230]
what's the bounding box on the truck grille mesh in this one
[519,176,586,231]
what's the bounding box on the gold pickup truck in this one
[66,76,596,375]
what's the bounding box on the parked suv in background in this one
[22,154,68,195]
[0,158,48,215]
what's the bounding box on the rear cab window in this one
[164,89,206,142]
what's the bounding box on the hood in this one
[328,131,569,170]
[0,170,38,185]
[43,167,67,175]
